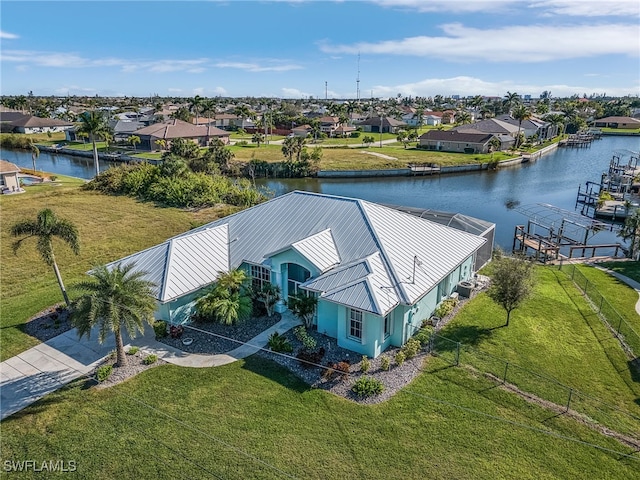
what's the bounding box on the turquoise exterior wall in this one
[156,288,209,325]
[317,300,339,338]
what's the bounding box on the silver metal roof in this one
[110,191,486,313]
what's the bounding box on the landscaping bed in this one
[92,349,166,389]
[158,313,282,354]
[22,304,73,342]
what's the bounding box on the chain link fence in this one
[558,263,640,358]
[427,332,640,441]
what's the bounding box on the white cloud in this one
[211,86,227,95]
[193,87,205,95]
[167,88,183,93]
[0,30,19,39]
[215,61,302,72]
[373,0,639,16]
[281,87,312,98]
[322,23,639,62]
[532,0,640,17]
[54,85,99,95]
[368,75,640,98]
[0,49,210,73]
[372,0,515,13]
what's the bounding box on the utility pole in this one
[356,52,361,103]
[325,81,328,101]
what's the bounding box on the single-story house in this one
[418,130,495,154]
[291,124,313,137]
[592,116,640,129]
[0,160,23,194]
[357,116,407,134]
[133,119,230,151]
[104,191,488,358]
[0,113,74,135]
[109,120,146,142]
[333,125,357,137]
[424,115,442,126]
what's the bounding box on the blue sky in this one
[1,0,639,99]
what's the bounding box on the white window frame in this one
[250,265,271,291]
[348,308,363,342]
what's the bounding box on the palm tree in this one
[252,132,265,147]
[77,110,110,176]
[618,208,640,260]
[233,105,254,130]
[71,262,157,367]
[503,91,520,113]
[189,95,204,125]
[128,135,141,152]
[512,104,531,149]
[11,209,80,305]
[455,110,472,125]
[30,142,40,171]
[195,269,252,325]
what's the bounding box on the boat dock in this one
[559,132,598,148]
[408,163,441,175]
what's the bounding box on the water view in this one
[3,135,639,249]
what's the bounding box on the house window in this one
[250,265,271,291]
[287,263,311,301]
[349,309,363,342]
[384,314,391,339]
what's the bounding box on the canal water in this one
[2,136,639,249]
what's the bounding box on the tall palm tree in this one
[618,209,640,260]
[71,262,157,367]
[512,104,531,149]
[30,142,40,171]
[503,91,520,113]
[77,110,110,176]
[189,95,204,125]
[11,209,80,305]
[128,135,141,152]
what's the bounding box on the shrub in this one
[352,376,384,397]
[360,355,371,373]
[96,365,113,383]
[434,298,457,318]
[413,326,434,347]
[49,175,57,181]
[127,346,140,355]
[380,355,391,371]
[395,350,406,366]
[153,320,167,339]
[296,347,325,368]
[323,360,350,381]
[402,338,421,359]
[236,140,249,147]
[294,326,317,350]
[267,332,293,353]
[143,354,158,365]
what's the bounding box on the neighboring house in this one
[357,116,407,134]
[108,120,146,142]
[592,116,640,129]
[493,114,557,140]
[454,118,520,137]
[319,116,342,136]
[333,125,357,137]
[104,191,487,358]
[0,160,23,194]
[291,124,313,137]
[0,113,73,134]
[133,119,230,151]
[424,114,442,126]
[213,113,244,130]
[418,130,495,154]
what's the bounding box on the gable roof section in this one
[134,119,230,139]
[291,229,340,273]
[0,160,20,174]
[105,224,229,302]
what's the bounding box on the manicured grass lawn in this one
[131,151,163,160]
[0,179,227,361]
[599,260,640,284]
[574,264,640,332]
[601,127,640,134]
[439,267,640,416]
[1,357,637,479]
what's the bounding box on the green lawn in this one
[598,260,640,284]
[439,267,640,416]
[1,356,637,479]
[0,179,227,361]
[601,127,640,134]
[573,264,640,333]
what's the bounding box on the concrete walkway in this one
[0,313,300,420]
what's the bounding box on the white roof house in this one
[107,191,489,357]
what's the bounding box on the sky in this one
[1,0,639,99]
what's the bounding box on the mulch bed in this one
[92,350,166,390]
[158,313,282,354]
[22,304,74,342]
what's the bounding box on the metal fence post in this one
[455,342,460,366]
[571,265,575,280]
[566,388,573,413]
[599,296,604,313]
[617,316,623,334]
[502,362,509,384]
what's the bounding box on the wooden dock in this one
[559,133,596,148]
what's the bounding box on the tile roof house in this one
[418,130,496,154]
[0,160,23,194]
[356,116,407,134]
[0,113,73,134]
[133,119,230,151]
[592,116,640,129]
[105,191,489,358]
